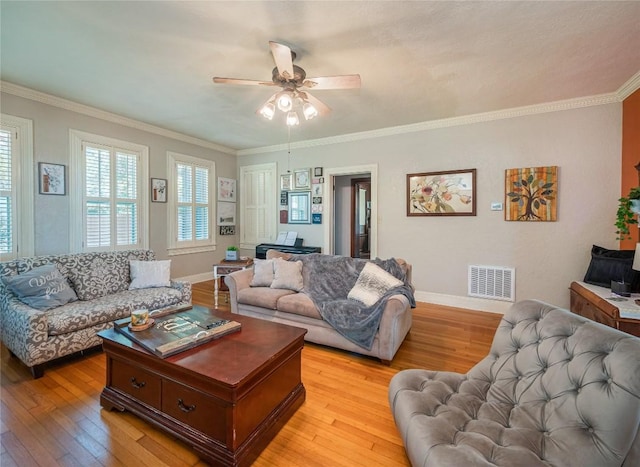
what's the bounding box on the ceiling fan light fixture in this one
[259,101,276,120]
[286,111,300,126]
[276,91,293,112]
[302,101,318,120]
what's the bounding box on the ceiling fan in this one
[213,41,361,126]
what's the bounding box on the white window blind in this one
[168,152,215,255]
[0,129,14,257]
[84,143,140,249]
[0,115,34,260]
[69,129,148,253]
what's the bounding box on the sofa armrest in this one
[377,294,412,361]
[170,280,192,304]
[395,258,413,290]
[0,288,49,365]
[225,268,253,314]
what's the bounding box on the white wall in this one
[4,87,622,309]
[238,104,622,310]
[1,92,238,279]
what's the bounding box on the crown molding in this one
[0,81,236,155]
[238,92,621,156]
[2,78,630,158]
[617,70,640,100]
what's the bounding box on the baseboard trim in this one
[414,291,510,315]
[176,272,213,284]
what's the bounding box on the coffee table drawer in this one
[111,359,162,409]
[162,379,227,441]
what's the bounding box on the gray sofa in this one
[0,250,191,378]
[225,250,414,363]
[389,299,640,467]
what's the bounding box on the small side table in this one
[569,281,640,337]
[213,258,253,308]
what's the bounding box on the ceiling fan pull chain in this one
[287,126,292,172]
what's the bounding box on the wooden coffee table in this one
[98,306,306,466]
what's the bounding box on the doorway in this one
[325,164,377,258]
[351,178,371,258]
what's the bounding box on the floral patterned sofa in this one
[0,250,191,378]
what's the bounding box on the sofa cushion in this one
[67,254,130,300]
[276,293,322,319]
[250,258,275,287]
[266,250,293,261]
[348,262,403,306]
[238,287,295,310]
[271,259,304,292]
[2,264,78,311]
[129,260,171,289]
[46,286,184,335]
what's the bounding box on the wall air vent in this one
[468,265,515,302]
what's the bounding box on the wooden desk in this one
[213,259,253,308]
[569,281,640,337]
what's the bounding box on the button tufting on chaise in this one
[389,299,640,467]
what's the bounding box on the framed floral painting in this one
[151,178,167,203]
[217,177,236,202]
[407,169,476,216]
[39,163,66,195]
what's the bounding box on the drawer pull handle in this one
[130,377,146,389]
[177,398,196,413]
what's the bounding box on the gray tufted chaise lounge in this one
[389,299,640,467]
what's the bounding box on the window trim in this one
[167,151,216,256]
[0,114,34,259]
[69,129,149,253]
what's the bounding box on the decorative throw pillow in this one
[129,260,171,290]
[251,259,275,287]
[348,262,403,307]
[270,259,304,292]
[2,264,78,310]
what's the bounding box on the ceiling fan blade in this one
[213,77,275,86]
[269,41,294,80]
[299,91,331,116]
[301,74,361,90]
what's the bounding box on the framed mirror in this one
[288,191,311,224]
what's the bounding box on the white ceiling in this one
[1,1,640,152]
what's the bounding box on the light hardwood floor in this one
[0,280,502,466]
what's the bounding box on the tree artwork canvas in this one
[505,166,558,221]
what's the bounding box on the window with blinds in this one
[70,130,148,253]
[84,143,140,249]
[0,115,33,260]
[168,152,215,255]
[0,129,14,257]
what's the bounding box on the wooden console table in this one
[213,258,253,308]
[569,281,640,337]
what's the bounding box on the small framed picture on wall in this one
[39,163,66,195]
[151,178,167,203]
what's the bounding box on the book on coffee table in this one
[114,307,241,358]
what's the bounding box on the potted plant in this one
[615,187,640,240]
[225,246,239,261]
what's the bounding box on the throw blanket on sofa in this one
[290,254,416,350]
